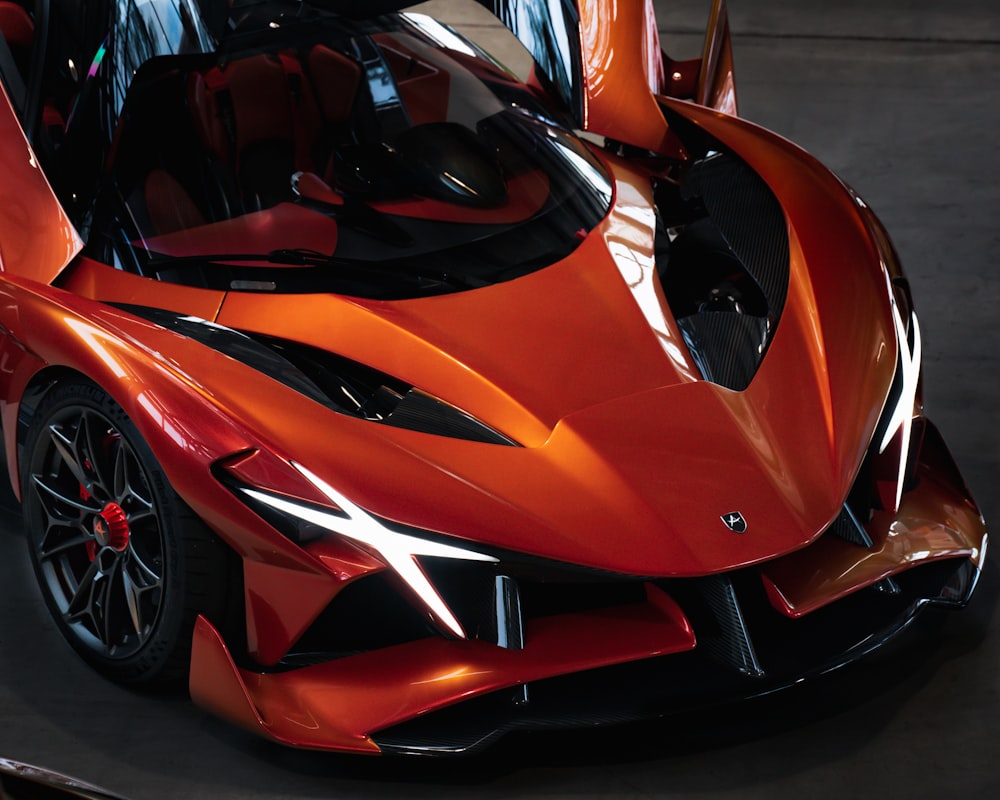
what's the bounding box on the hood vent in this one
[113,305,517,445]
[657,150,790,391]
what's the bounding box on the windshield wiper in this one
[302,196,415,248]
[289,171,414,248]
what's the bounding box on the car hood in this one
[206,109,897,576]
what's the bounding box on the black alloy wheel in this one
[22,380,226,684]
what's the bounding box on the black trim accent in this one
[111,305,517,445]
[827,504,874,548]
[23,0,49,144]
[372,557,979,755]
[682,152,789,317]
[491,575,525,650]
[693,575,764,678]
[677,313,770,391]
[657,149,789,391]
[385,390,518,445]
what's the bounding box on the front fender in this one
[0,274,249,491]
[0,274,352,664]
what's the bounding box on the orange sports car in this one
[0,0,987,755]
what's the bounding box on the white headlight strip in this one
[240,465,497,639]
[878,296,922,512]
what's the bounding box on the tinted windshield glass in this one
[75,1,612,299]
[108,0,218,115]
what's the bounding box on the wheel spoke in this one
[30,473,99,564]
[114,444,154,516]
[123,506,156,526]
[38,531,94,561]
[30,473,99,517]
[47,423,90,491]
[102,557,129,649]
[126,544,162,585]
[112,437,129,503]
[121,566,145,637]
[80,411,115,499]
[64,557,102,624]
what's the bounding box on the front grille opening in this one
[275,546,972,681]
[518,579,648,619]
[420,558,498,641]
[374,557,976,755]
[279,560,654,668]
[425,558,650,643]
[671,557,973,680]
[280,573,436,668]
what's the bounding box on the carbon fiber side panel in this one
[677,313,770,391]
[682,152,790,315]
[827,504,874,548]
[663,150,790,391]
[386,390,516,445]
[696,575,765,678]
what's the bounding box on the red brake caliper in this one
[81,435,125,560]
[81,482,97,562]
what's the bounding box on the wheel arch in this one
[1,281,257,508]
[6,352,246,508]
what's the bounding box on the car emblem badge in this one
[93,516,108,545]
[721,511,747,533]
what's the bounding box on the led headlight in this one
[872,276,922,513]
[218,452,498,639]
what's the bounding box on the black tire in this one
[21,380,226,685]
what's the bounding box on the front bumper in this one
[189,421,986,755]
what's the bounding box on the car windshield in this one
[65,0,612,299]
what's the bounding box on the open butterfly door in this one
[476,0,737,154]
[694,0,737,115]
[0,61,82,283]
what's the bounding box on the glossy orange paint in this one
[213,157,696,449]
[0,1,987,754]
[0,279,253,505]
[190,585,696,753]
[183,108,892,579]
[6,110,902,579]
[0,96,932,638]
[184,402,987,751]
[0,274,354,661]
[660,97,898,473]
[0,86,81,282]
[59,257,226,321]
[696,0,738,115]
[574,0,737,152]
[243,559,343,664]
[761,422,986,617]
[576,0,678,154]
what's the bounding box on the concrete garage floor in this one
[1,0,998,797]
